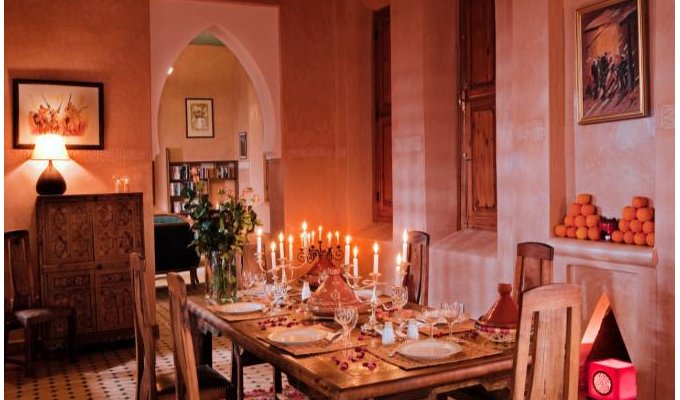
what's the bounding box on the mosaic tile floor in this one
[4,283,305,400]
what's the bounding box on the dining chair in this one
[403,230,430,306]
[130,252,176,399]
[167,272,234,400]
[512,242,554,305]
[4,230,76,374]
[511,283,582,400]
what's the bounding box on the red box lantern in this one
[587,358,636,400]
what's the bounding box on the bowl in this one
[474,320,517,343]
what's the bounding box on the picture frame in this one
[185,98,214,138]
[576,0,647,124]
[238,131,248,159]
[12,79,104,149]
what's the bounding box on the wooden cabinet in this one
[166,149,239,214]
[36,193,144,344]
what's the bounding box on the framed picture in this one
[238,131,248,159]
[576,0,647,124]
[185,98,214,138]
[12,79,104,149]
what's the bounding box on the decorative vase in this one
[209,251,239,304]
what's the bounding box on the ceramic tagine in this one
[475,283,519,343]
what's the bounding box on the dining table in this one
[185,292,515,400]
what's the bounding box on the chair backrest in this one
[130,253,157,400]
[241,232,271,273]
[511,283,582,400]
[512,242,553,305]
[5,230,38,311]
[167,272,200,400]
[404,231,430,306]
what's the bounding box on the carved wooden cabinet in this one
[36,193,144,343]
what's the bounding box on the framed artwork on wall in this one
[576,0,647,124]
[239,131,248,159]
[12,79,104,149]
[185,98,214,138]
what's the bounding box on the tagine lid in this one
[480,283,518,329]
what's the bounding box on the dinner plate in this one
[214,302,263,314]
[396,340,462,361]
[354,288,379,299]
[268,327,328,345]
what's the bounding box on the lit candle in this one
[278,232,285,259]
[335,230,340,246]
[256,227,263,255]
[318,226,323,244]
[270,242,277,269]
[396,254,402,286]
[401,229,408,262]
[326,232,332,248]
[344,235,351,265]
[372,242,379,274]
[311,231,316,246]
[302,221,308,248]
[288,235,294,260]
[353,246,359,277]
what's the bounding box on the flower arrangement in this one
[182,169,260,303]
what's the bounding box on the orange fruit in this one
[581,204,596,216]
[646,233,655,247]
[622,206,637,220]
[587,227,600,241]
[576,194,592,205]
[555,225,567,237]
[618,219,631,232]
[632,196,649,208]
[629,219,643,233]
[576,227,588,240]
[612,230,624,243]
[568,203,582,216]
[566,226,577,238]
[564,215,574,227]
[623,231,635,244]
[574,215,586,228]
[633,232,646,246]
[642,221,655,234]
[585,215,600,228]
[636,207,654,222]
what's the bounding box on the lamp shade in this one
[31,134,70,161]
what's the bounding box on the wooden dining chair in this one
[167,272,234,400]
[130,252,176,399]
[511,283,582,400]
[4,230,76,374]
[403,230,430,306]
[512,242,554,305]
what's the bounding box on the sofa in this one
[153,214,200,284]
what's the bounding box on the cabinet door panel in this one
[44,270,95,335]
[95,269,133,331]
[93,200,143,261]
[42,203,94,265]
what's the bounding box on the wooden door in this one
[460,0,497,230]
[373,6,392,222]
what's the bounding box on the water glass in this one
[391,286,408,325]
[422,308,440,340]
[441,302,463,338]
[334,306,358,345]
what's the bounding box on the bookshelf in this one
[166,149,239,214]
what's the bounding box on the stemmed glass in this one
[265,283,287,315]
[441,302,463,339]
[422,308,441,341]
[334,306,358,345]
[241,271,255,292]
[390,287,409,329]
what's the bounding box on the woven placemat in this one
[254,324,363,357]
[417,319,476,337]
[208,303,292,322]
[367,336,502,370]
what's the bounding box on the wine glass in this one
[422,308,441,340]
[441,302,462,339]
[334,306,358,345]
[391,287,409,328]
[241,271,255,292]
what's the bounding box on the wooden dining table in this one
[185,294,515,400]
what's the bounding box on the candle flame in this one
[302,221,308,231]
[402,229,408,242]
[396,254,402,264]
[257,227,263,236]
[278,232,284,242]
[288,235,293,243]
[353,246,358,257]
[345,235,351,245]
[270,242,276,251]
[373,242,379,253]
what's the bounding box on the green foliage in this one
[181,179,260,258]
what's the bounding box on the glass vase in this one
[209,251,239,304]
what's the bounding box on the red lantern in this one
[588,358,636,400]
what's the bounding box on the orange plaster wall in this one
[4,0,156,310]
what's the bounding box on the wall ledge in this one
[549,238,657,268]
[432,230,498,260]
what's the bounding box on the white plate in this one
[214,302,263,314]
[268,327,328,346]
[396,340,462,361]
[354,289,378,299]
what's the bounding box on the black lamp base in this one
[36,160,67,195]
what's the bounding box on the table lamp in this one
[32,133,70,195]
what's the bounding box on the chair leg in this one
[231,344,244,400]
[24,325,36,375]
[67,313,77,362]
[273,367,282,394]
[190,266,199,286]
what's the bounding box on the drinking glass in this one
[334,306,358,345]
[441,302,462,339]
[391,286,409,328]
[265,283,285,315]
[241,271,255,291]
[422,308,441,340]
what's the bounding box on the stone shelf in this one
[549,238,657,268]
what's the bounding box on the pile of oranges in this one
[611,196,654,247]
[554,194,601,241]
